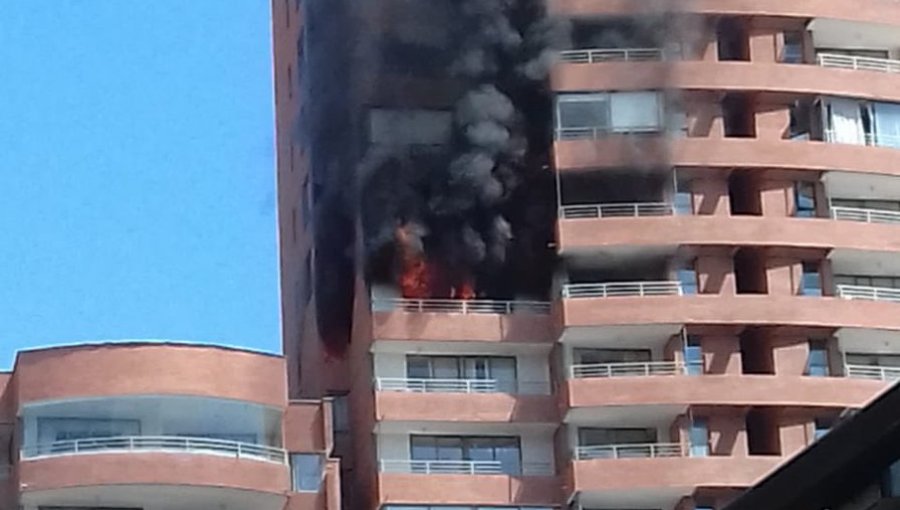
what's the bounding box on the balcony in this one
[575,442,683,460]
[837,284,900,303]
[559,202,674,219]
[375,377,549,395]
[21,435,287,464]
[844,364,900,381]
[379,459,553,476]
[817,53,900,74]
[832,206,900,225]
[559,47,670,64]
[372,297,550,315]
[570,361,685,379]
[562,281,683,299]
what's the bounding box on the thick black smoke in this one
[363,0,569,299]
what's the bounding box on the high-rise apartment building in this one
[274,1,900,509]
[0,343,339,510]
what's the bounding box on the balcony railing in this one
[21,436,287,464]
[560,202,674,219]
[379,459,554,476]
[831,206,900,225]
[375,377,550,395]
[372,298,551,315]
[555,125,661,140]
[817,53,900,74]
[836,284,900,303]
[562,281,683,299]
[845,364,900,382]
[576,442,684,460]
[559,47,669,64]
[570,360,685,379]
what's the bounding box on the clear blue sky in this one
[0,1,280,368]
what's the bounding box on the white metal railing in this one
[845,364,900,381]
[21,436,287,464]
[559,47,668,64]
[372,298,550,315]
[817,53,900,74]
[375,378,550,395]
[836,284,900,303]
[831,206,900,225]
[375,377,550,395]
[555,125,661,140]
[379,459,552,476]
[570,360,685,378]
[562,281,683,299]
[576,442,684,460]
[560,202,674,219]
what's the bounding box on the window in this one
[831,199,900,212]
[37,418,140,445]
[835,274,900,290]
[331,394,349,433]
[369,108,453,147]
[292,453,323,491]
[800,262,822,296]
[684,335,704,375]
[555,92,663,139]
[677,263,699,295]
[410,435,521,475]
[573,348,651,365]
[578,427,657,447]
[689,417,709,457]
[883,459,900,497]
[806,340,829,377]
[674,178,693,215]
[794,181,817,217]
[406,356,517,393]
[846,352,900,368]
[814,417,833,440]
[781,31,804,63]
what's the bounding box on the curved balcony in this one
[548,0,900,27]
[21,435,287,463]
[19,449,290,500]
[371,298,554,344]
[562,294,900,333]
[14,343,286,407]
[551,60,900,104]
[374,378,558,424]
[557,215,900,256]
[554,136,900,178]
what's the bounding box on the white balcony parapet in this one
[570,360,685,379]
[375,377,550,395]
[372,298,550,315]
[379,459,553,476]
[576,442,684,460]
[555,125,661,140]
[559,47,669,64]
[836,284,900,303]
[21,436,287,464]
[817,53,900,74]
[831,206,900,225]
[845,364,900,382]
[562,281,683,299]
[560,202,674,219]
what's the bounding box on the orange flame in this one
[395,224,476,300]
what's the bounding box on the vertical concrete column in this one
[701,335,743,375]
[766,257,799,296]
[755,104,790,140]
[687,95,724,138]
[670,415,689,452]
[696,254,736,296]
[820,258,835,297]
[749,28,779,62]
[765,334,810,375]
[665,334,686,364]
[691,175,730,216]
[759,179,793,217]
[709,413,749,457]
[778,411,813,456]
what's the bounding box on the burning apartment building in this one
[274,0,900,508]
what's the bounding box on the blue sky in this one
[0,1,280,368]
